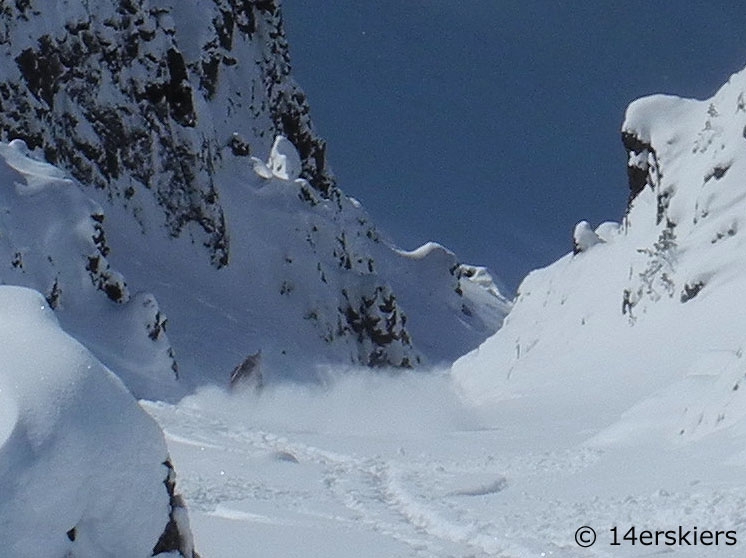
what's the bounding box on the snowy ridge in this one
[0,0,509,388]
[0,286,195,557]
[455,66,746,445]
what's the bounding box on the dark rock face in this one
[153,460,199,558]
[340,285,415,368]
[622,130,660,210]
[0,0,335,268]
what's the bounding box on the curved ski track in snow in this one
[143,401,514,556]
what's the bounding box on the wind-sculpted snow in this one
[0,140,179,398]
[268,135,303,180]
[0,286,195,557]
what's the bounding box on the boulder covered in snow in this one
[0,286,195,557]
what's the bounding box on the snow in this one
[572,220,603,253]
[142,364,746,557]
[6,3,746,557]
[622,94,700,145]
[268,135,303,180]
[399,241,455,260]
[0,140,180,400]
[66,129,510,383]
[0,0,510,391]
[443,61,746,557]
[0,126,509,388]
[0,286,174,557]
[251,156,275,179]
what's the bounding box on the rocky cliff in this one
[0,0,509,390]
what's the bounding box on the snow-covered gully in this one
[142,375,746,557]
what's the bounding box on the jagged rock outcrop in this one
[622,129,660,209]
[153,460,200,558]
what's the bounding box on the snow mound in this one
[0,286,193,557]
[622,94,700,145]
[572,220,603,254]
[594,220,621,242]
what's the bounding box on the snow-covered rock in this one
[455,65,746,446]
[0,0,508,388]
[268,135,303,180]
[0,286,195,557]
[572,220,603,254]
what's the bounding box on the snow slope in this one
[439,64,746,553]
[454,66,746,440]
[0,0,509,393]
[0,286,195,557]
[0,139,180,399]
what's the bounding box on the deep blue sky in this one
[283,2,746,292]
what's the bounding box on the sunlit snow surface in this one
[143,371,746,557]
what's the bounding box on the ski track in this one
[143,401,522,557]
[142,401,746,557]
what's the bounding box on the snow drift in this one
[0,286,195,557]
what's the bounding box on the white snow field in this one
[143,370,746,558]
